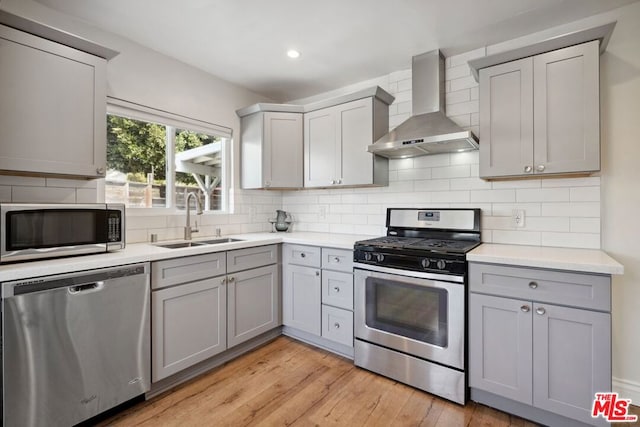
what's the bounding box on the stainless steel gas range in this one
[353,208,481,404]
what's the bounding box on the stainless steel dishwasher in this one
[1,263,150,427]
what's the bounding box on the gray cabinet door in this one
[533,41,600,175]
[469,293,533,404]
[151,276,227,382]
[533,303,611,425]
[282,264,321,335]
[0,24,107,178]
[479,57,534,178]
[336,98,373,186]
[304,107,337,187]
[227,264,280,348]
[263,112,303,188]
[227,244,277,274]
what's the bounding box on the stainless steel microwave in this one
[0,203,125,264]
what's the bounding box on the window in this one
[105,99,231,212]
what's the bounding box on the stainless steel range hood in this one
[368,50,478,159]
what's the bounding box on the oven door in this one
[354,265,464,370]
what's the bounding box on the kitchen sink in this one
[154,241,207,249]
[197,238,244,244]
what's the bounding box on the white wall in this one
[0,0,282,241]
[284,50,602,249]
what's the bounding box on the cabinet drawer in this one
[322,270,353,310]
[152,252,226,290]
[322,305,353,347]
[283,244,321,268]
[321,248,353,272]
[227,244,278,273]
[469,263,610,311]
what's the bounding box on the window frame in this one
[106,98,232,216]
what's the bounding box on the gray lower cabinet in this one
[479,40,600,178]
[151,276,227,382]
[0,24,108,178]
[227,264,280,347]
[282,263,321,335]
[469,262,611,426]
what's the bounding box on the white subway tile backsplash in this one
[76,188,98,203]
[570,217,601,233]
[492,179,541,189]
[570,186,600,202]
[398,168,431,181]
[0,186,11,202]
[432,165,471,179]
[12,186,76,203]
[414,179,451,191]
[446,100,479,116]
[413,154,450,168]
[470,87,479,101]
[470,189,516,203]
[446,64,471,80]
[449,114,471,128]
[389,158,414,170]
[541,176,601,187]
[541,202,600,218]
[397,78,411,92]
[450,151,479,165]
[396,101,411,114]
[450,76,478,92]
[516,188,570,203]
[431,191,470,203]
[46,178,98,189]
[450,178,492,190]
[446,89,471,105]
[493,230,541,246]
[0,175,46,187]
[541,232,600,249]
[525,217,571,232]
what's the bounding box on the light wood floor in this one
[101,336,542,426]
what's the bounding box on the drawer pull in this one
[334,322,340,329]
[228,276,235,283]
[221,278,227,285]
[334,257,340,263]
[300,252,306,258]
[524,165,532,173]
[521,305,530,313]
[536,307,546,315]
[536,164,546,172]
[316,271,320,277]
[333,286,340,293]
[528,281,538,289]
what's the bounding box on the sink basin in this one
[197,238,244,245]
[154,241,207,249]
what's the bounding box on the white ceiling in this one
[35,0,639,101]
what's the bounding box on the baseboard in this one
[613,377,640,405]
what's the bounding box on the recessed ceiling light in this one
[287,49,300,59]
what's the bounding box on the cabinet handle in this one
[333,286,340,293]
[229,276,235,283]
[528,281,538,289]
[334,322,340,329]
[536,164,546,172]
[221,278,227,284]
[333,257,340,263]
[300,252,306,258]
[524,165,532,173]
[536,307,546,315]
[521,305,530,312]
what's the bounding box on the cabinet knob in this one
[221,278,227,284]
[229,276,235,283]
[524,165,532,173]
[337,178,343,184]
[265,181,271,188]
[315,271,320,276]
[333,257,340,263]
[521,305,530,313]
[333,286,340,293]
[330,180,336,185]
[96,167,106,175]
[536,307,546,315]
[300,252,306,258]
[528,281,538,289]
[334,322,340,329]
[536,164,546,172]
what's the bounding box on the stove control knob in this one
[421,259,431,269]
[436,260,447,270]
[375,253,385,262]
[364,252,372,261]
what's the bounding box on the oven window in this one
[365,277,448,347]
[7,210,107,250]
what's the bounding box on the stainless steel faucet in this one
[184,192,203,240]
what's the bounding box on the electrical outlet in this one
[319,205,328,220]
[512,209,525,228]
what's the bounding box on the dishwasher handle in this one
[68,281,105,295]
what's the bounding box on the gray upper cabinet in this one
[240,111,303,189]
[304,96,390,188]
[0,24,108,178]
[479,40,600,179]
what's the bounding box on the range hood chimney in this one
[368,50,479,159]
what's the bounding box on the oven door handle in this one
[353,263,464,284]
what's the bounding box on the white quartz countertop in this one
[468,244,624,275]
[0,232,370,282]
